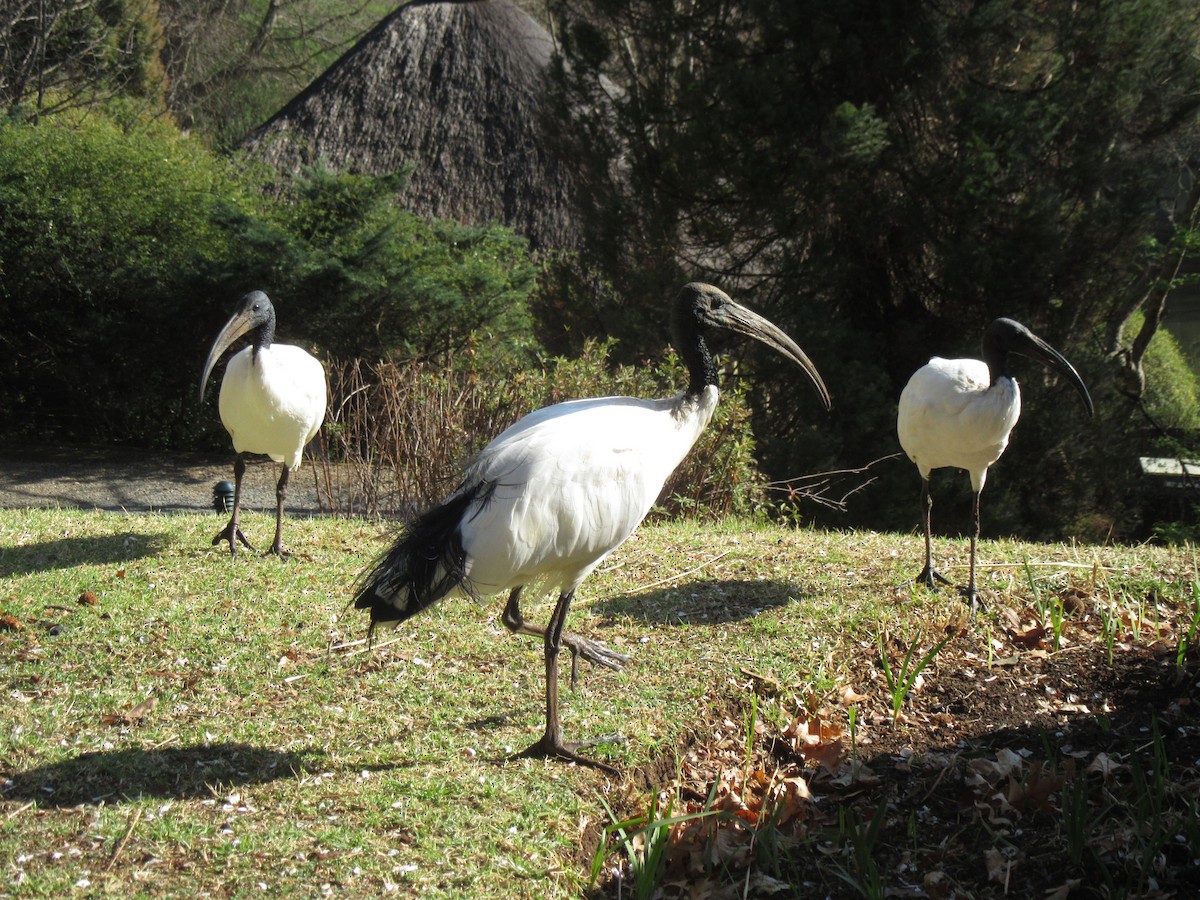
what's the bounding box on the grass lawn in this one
[1,508,1197,897]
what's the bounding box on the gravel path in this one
[0,444,328,515]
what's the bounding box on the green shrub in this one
[1142,316,1200,432]
[0,113,249,446]
[0,115,540,450]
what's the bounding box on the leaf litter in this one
[597,573,1200,898]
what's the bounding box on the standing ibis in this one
[353,283,831,772]
[897,318,1093,609]
[200,291,326,558]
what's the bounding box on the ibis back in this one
[897,357,1020,492]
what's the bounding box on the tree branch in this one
[1109,167,1200,398]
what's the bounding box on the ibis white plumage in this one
[200,291,326,558]
[353,283,831,772]
[897,318,1093,608]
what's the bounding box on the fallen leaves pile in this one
[601,581,1200,898]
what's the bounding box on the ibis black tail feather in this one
[353,482,490,633]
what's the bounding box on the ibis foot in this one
[511,733,624,775]
[959,586,987,615]
[264,543,291,560]
[914,565,953,590]
[563,633,630,686]
[213,523,255,555]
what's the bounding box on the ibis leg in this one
[963,491,985,613]
[514,589,620,775]
[266,465,291,558]
[502,587,629,686]
[915,477,951,589]
[213,454,255,555]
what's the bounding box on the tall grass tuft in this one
[311,341,765,520]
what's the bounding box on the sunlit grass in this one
[0,507,1192,896]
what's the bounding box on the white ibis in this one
[199,291,326,558]
[897,318,1093,609]
[353,283,831,772]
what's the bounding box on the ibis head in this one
[984,318,1093,416]
[674,283,832,410]
[199,291,277,403]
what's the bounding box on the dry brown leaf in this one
[839,684,869,705]
[705,822,753,870]
[1010,623,1048,649]
[923,870,953,899]
[1086,752,1123,780]
[806,737,848,773]
[743,872,792,895]
[0,612,23,631]
[1007,760,1062,812]
[770,775,814,826]
[77,590,98,606]
[103,694,158,726]
[782,712,847,771]
[966,748,1024,789]
[985,847,1015,886]
[829,760,879,788]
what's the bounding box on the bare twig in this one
[105,807,142,872]
[632,550,733,593]
[330,635,408,658]
[768,454,903,512]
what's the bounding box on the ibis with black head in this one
[353,283,831,772]
[200,291,326,558]
[897,318,1093,610]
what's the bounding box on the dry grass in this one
[311,351,761,520]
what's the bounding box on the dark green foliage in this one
[546,0,1200,539]
[229,162,538,363]
[0,114,239,447]
[0,113,539,450]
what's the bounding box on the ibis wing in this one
[898,358,1020,479]
[458,394,711,595]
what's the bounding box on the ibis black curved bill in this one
[199,292,274,403]
[712,300,832,411]
[987,318,1093,417]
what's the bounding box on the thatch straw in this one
[239,0,583,252]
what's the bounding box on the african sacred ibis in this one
[897,318,1093,609]
[353,283,831,772]
[199,291,326,558]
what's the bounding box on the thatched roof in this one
[239,0,581,252]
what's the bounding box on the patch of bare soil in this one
[597,588,1200,899]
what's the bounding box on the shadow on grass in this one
[3,742,322,807]
[0,532,170,578]
[593,577,800,625]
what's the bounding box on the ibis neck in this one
[985,358,1010,387]
[251,318,276,358]
[672,313,718,398]
[982,334,1010,388]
